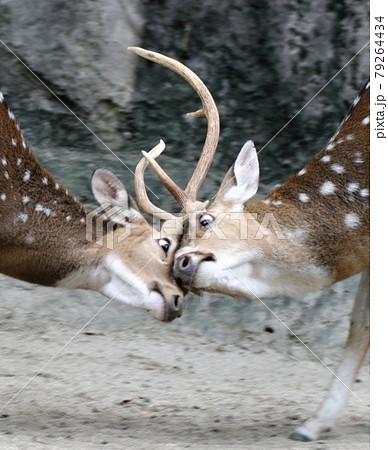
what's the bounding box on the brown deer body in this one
[0,91,184,322]
[133,47,369,441]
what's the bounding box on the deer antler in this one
[134,140,177,221]
[128,46,220,214]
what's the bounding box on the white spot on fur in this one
[347,182,359,193]
[55,183,59,190]
[0,92,4,102]
[297,168,306,176]
[17,158,22,166]
[298,193,309,203]
[1,158,6,166]
[272,200,282,206]
[35,204,55,217]
[42,177,48,185]
[22,196,30,204]
[66,215,71,221]
[354,158,363,164]
[25,235,35,244]
[359,188,369,197]
[264,199,270,205]
[319,181,336,195]
[4,171,9,180]
[344,213,360,229]
[1,194,6,201]
[8,110,15,121]
[331,164,345,174]
[23,171,30,182]
[361,116,370,125]
[80,217,85,223]
[346,134,354,141]
[326,143,335,151]
[11,138,16,146]
[320,155,331,163]
[15,213,28,223]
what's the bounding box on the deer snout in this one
[164,294,185,322]
[173,252,215,289]
[151,281,185,322]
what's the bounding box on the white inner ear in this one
[92,168,129,209]
[223,140,259,206]
[91,168,143,226]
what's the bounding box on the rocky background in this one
[0,0,370,359]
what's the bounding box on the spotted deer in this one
[134,47,369,441]
[0,89,188,321]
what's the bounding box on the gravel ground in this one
[0,275,369,449]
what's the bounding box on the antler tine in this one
[134,140,177,221]
[128,46,220,207]
[141,150,190,207]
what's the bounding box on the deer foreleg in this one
[291,270,370,441]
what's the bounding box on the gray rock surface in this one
[0,0,144,151]
[135,0,369,197]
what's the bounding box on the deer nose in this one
[164,294,185,322]
[174,255,196,287]
[174,252,215,288]
[151,281,185,322]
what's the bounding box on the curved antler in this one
[134,140,177,221]
[128,46,220,213]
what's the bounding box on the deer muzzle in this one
[150,281,185,322]
[164,294,185,322]
[173,251,215,290]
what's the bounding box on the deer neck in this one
[226,197,328,297]
[0,97,106,286]
[0,154,102,287]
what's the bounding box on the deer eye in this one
[199,213,214,228]
[158,238,170,253]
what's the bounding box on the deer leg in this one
[290,270,370,441]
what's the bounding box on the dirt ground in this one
[0,275,369,449]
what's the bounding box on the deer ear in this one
[91,168,145,226]
[214,141,259,209]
